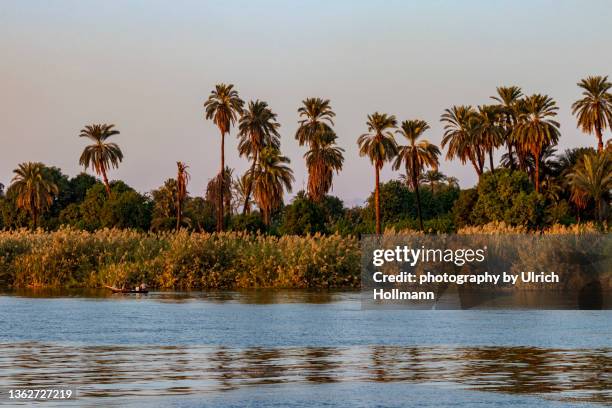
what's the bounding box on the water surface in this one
[0,290,610,407]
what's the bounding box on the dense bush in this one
[0,228,360,289]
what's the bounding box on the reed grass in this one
[0,228,360,289]
[0,223,605,289]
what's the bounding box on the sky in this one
[1,0,611,206]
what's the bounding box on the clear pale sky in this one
[1,0,611,206]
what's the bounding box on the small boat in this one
[104,285,149,294]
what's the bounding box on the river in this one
[0,290,610,407]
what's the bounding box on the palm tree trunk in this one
[242,154,257,215]
[596,125,603,153]
[176,198,182,231]
[489,148,495,174]
[101,167,111,197]
[470,158,482,178]
[218,131,225,232]
[534,152,540,193]
[375,165,381,235]
[412,170,424,231]
[32,208,38,229]
[507,142,515,171]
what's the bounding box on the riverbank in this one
[0,228,360,289]
[0,223,605,289]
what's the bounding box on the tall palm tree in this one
[441,106,485,178]
[78,124,123,197]
[237,100,280,214]
[571,75,612,152]
[568,151,612,222]
[357,112,398,234]
[392,120,439,231]
[295,98,335,147]
[492,86,523,170]
[252,147,294,225]
[295,98,343,201]
[304,131,345,202]
[204,83,244,231]
[176,161,190,231]
[475,105,503,174]
[514,94,560,193]
[10,162,58,227]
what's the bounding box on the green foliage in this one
[229,212,265,233]
[452,188,479,227]
[0,228,360,289]
[70,182,152,231]
[471,169,530,224]
[279,193,327,235]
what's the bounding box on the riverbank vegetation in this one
[0,75,611,289]
[1,76,610,236]
[0,224,604,289]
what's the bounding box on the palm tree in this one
[441,106,485,178]
[568,151,612,222]
[357,112,398,234]
[252,147,294,225]
[475,105,503,174]
[421,170,446,195]
[204,83,244,231]
[205,166,234,220]
[176,162,190,231]
[392,120,439,231]
[10,162,58,227]
[237,100,280,214]
[295,98,343,201]
[78,124,123,197]
[514,94,561,193]
[232,173,254,214]
[571,75,612,152]
[295,98,335,147]
[492,86,523,170]
[304,131,345,202]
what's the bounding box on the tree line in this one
[1,75,611,234]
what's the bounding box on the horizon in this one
[1,0,611,207]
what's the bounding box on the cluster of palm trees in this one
[356,76,611,232]
[6,75,612,231]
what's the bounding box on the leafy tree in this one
[78,124,123,197]
[572,75,612,152]
[452,188,479,228]
[470,169,546,227]
[78,182,151,230]
[229,212,265,233]
[238,100,281,213]
[204,83,244,231]
[151,179,178,231]
[279,192,327,235]
[10,162,58,227]
[357,112,398,234]
[392,119,439,230]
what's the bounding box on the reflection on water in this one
[0,343,609,404]
[0,288,350,304]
